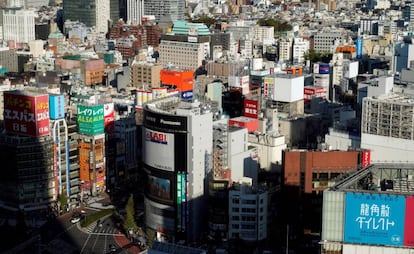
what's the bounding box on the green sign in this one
[177,173,186,231]
[77,104,104,135]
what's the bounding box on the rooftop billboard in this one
[77,104,104,135]
[344,193,405,246]
[143,129,175,172]
[404,196,414,247]
[4,92,50,136]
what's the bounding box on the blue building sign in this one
[356,38,363,59]
[180,90,193,100]
[344,193,405,246]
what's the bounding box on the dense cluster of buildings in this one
[0,0,413,253]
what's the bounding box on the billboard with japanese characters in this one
[404,196,414,247]
[143,128,175,172]
[77,104,104,135]
[344,193,405,246]
[4,91,50,136]
[243,99,259,118]
[104,103,115,137]
[49,94,65,119]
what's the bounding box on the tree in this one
[257,18,292,32]
[187,15,217,28]
[123,194,137,236]
[58,192,68,212]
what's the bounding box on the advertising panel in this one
[4,92,50,136]
[49,94,65,120]
[145,199,175,234]
[361,150,371,169]
[344,193,405,246]
[77,104,104,135]
[180,90,193,100]
[263,77,273,99]
[404,196,414,247]
[143,129,175,171]
[356,38,363,59]
[243,99,259,118]
[104,103,115,137]
[147,175,171,201]
[176,173,187,231]
[319,64,330,74]
[143,110,187,132]
[313,63,319,74]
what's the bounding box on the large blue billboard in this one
[344,193,405,246]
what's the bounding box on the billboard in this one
[176,172,187,231]
[147,175,171,201]
[319,63,330,74]
[356,38,363,59]
[263,77,273,99]
[4,92,50,136]
[143,110,187,132]
[361,150,371,169]
[143,129,175,171]
[77,104,104,135]
[243,99,259,118]
[49,94,65,119]
[344,193,405,246]
[404,196,414,247]
[104,103,115,137]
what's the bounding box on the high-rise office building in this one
[127,0,144,24]
[3,9,36,44]
[144,0,184,22]
[63,0,118,33]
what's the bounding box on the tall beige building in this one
[131,61,162,88]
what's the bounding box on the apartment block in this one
[131,61,162,88]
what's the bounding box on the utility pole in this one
[286,224,289,254]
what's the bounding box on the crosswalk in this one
[80,221,123,235]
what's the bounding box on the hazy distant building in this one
[144,0,184,22]
[3,9,36,44]
[127,0,144,24]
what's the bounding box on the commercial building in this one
[228,177,268,242]
[282,149,365,236]
[131,61,162,88]
[63,0,117,33]
[321,163,414,254]
[127,0,145,24]
[361,93,414,163]
[313,30,344,53]
[142,96,213,243]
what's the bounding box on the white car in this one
[71,217,81,224]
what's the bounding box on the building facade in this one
[142,96,213,243]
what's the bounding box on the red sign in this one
[4,92,50,136]
[243,99,259,118]
[404,196,414,247]
[104,103,115,138]
[361,150,371,169]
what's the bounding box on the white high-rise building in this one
[3,9,36,44]
[95,0,110,33]
[127,0,144,24]
[159,40,206,71]
[278,38,293,63]
[254,26,274,45]
[293,37,310,64]
[313,30,344,53]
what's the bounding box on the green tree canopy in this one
[187,15,217,28]
[257,18,292,32]
[124,194,138,233]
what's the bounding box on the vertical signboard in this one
[243,99,259,118]
[344,193,405,246]
[361,150,371,169]
[263,77,273,100]
[4,92,50,136]
[176,172,187,231]
[49,94,65,119]
[104,103,115,138]
[404,196,414,247]
[356,38,363,59]
[77,104,104,135]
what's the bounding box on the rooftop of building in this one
[329,163,414,195]
[150,241,207,254]
[171,20,211,36]
[365,93,414,105]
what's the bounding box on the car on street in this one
[71,217,81,224]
